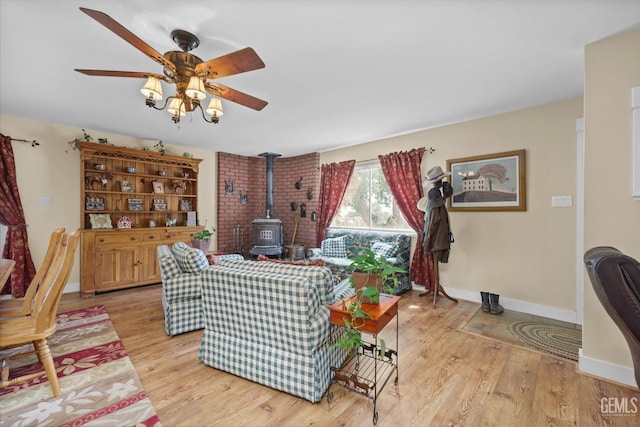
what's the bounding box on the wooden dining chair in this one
[0,228,65,317]
[0,230,80,397]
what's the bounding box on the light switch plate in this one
[551,196,572,207]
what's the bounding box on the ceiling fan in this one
[74,7,267,124]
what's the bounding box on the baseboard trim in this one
[63,281,80,294]
[440,286,579,324]
[579,348,637,388]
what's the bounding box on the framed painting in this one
[446,149,526,212]
[152,181,164,194]
[89,213,112,229]
[119,180,134,193]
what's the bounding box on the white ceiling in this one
[1,1,639,157]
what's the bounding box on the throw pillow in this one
[171,242,209,274]
[321,236,348,258]
[371,241,398,258]
[206,254,221,265]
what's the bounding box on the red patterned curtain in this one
[378,148,435,290]
[316,160,355,245]
[0,134,36,297]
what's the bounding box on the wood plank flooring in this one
[56,285,640,426]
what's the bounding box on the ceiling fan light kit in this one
[140,76,163,101]
[75,7,267,125]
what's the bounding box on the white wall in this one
[321,97,583,321]
[581,28,640,386]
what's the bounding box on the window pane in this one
[331,164,411,231]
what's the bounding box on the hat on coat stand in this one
[423,166,451,186]
[417,197,428,212]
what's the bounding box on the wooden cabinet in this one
[78,141,203,297]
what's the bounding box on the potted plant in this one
[332,249,406,353]
[348,248,406,304]
[191,227,216,253]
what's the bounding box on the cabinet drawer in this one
[95,233,139,245]
[163,230,196,242]
[142,231,163,242]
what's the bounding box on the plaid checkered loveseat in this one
[308,228,412,294]
[197,258,353,403]
[157,242,243,336]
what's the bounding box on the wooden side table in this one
[328,294,400,425]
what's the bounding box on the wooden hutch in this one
[78,141,203,297]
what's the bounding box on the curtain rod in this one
[11,138,39,147]
[359,146,436,163]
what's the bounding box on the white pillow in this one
[321,236,348,258]
[371,241,398,258]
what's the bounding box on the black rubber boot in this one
[489,293,504,315]
[480,292,490,313]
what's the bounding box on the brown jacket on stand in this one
[422,187,451,263]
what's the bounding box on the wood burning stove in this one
[249,153,283,258]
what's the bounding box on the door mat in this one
[0,305,161,426]
[508,321,581,361]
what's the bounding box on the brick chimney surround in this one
[217,151,320,257]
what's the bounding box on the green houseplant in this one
[333,249,406,353]
[191,227,216,253]
[348,248,406,303]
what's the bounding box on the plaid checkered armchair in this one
[157,242,243,336]
[198,259,352,403]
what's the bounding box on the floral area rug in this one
[0,305,161,426]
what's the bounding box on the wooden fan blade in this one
[195,47,265,79]
[75,69,171,82]
[79,7,177,76]
[205,83,268,111]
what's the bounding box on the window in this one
[331,162,411,230]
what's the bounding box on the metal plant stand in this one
[327,295,400,425]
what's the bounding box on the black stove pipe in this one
[258,152,281,218]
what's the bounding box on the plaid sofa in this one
[157,242,243,336]
[308,228,412,294]
[198,259,352,403]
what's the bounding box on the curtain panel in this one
[0,134,36,297]
[378,148,435,289]
[316,160,355,246]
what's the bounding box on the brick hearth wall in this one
[217,152,320,256]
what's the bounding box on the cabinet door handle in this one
[134,261,142,266]
[98,239,104,243]
[131,237,136,241]
[149,235,154,239]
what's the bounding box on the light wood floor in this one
[57,285,640,427]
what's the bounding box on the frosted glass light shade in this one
[206,97,224,117]
[140,76,163,100]
[185,76,206,100]
[167,98,186,116]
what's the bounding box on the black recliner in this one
[584,246,640,388]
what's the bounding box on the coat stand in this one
[418,166,460,308]
[419,259,458,307]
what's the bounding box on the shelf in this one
[331,343,397,399]
[85,172,197,181]
[84,191,196,197]
[79,140,203,297]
